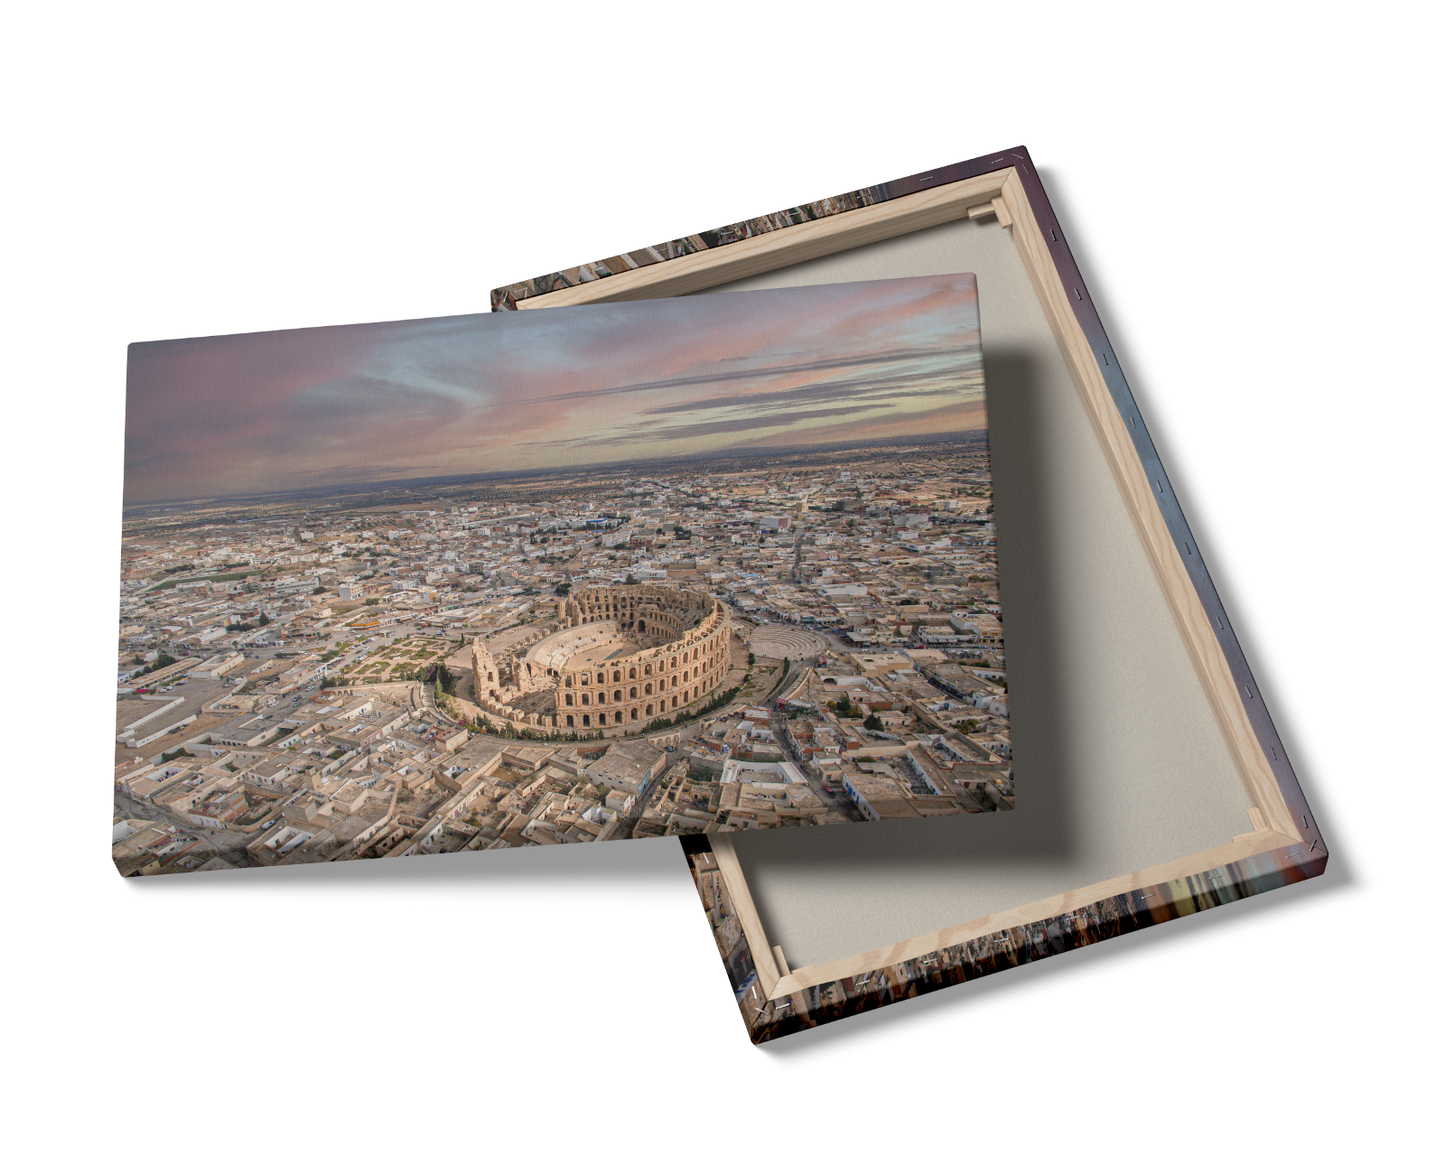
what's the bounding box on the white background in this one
[3,3,1440,1151]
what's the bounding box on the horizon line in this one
[121,429,991,515]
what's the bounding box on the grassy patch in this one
[148,569,263,592]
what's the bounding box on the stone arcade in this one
[471,585,732,736]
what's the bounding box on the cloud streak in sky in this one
[124,273,983,504]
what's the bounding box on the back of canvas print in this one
[112,274,1012,876]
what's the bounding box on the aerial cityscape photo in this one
[114,275,1012,876]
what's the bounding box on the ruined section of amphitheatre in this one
[471,585,733,736]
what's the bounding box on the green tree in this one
[141,652,178,675]
[865,713,885,731]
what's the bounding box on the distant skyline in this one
[124,275,984,505]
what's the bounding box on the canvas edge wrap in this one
[489,148,1327,1043]
[679,833,1324,1044]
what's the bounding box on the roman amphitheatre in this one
[469,585,738,738]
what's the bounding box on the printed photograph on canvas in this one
[113,275,1011,876]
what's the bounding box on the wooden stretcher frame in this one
[492,147,1326,1042]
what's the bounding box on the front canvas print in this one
[114,275,1012,876]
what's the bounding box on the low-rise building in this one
[584,741,665,797]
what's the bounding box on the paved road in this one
[614,760,676,840]
[772,656,815,702]
[113,790,255,868]
[769,718,864,823]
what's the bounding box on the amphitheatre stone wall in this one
[471,585,732,737]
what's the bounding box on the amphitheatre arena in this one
[471,585,733,737]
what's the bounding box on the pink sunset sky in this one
[124,274,984,505]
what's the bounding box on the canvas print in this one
[114,275,1012,876]
[495,152,1327,1043]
